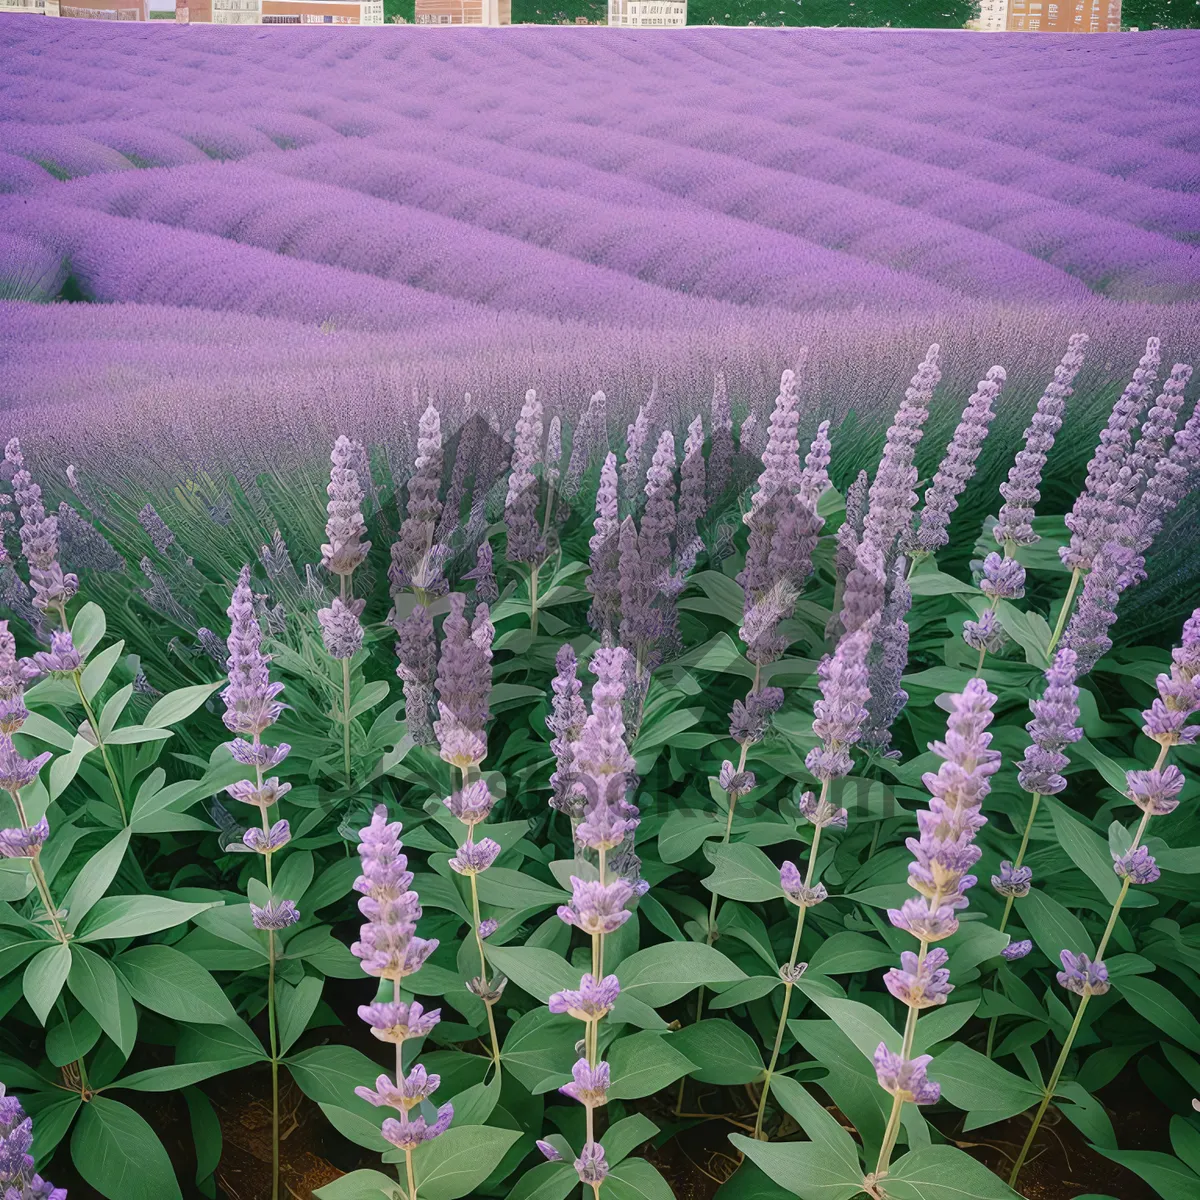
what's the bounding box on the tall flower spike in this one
[222,566,286,743]
[6,439,78,615]
[709,371,733,502]
[676,415,707,554]
[1062,337,1160,571]
[389,404,444,598]
[505,388,545,566]
[806,622,876,783]
[862,344,941,557]
[994,334,1088,547]
[1141,606,1200,748]
[548,644,588,817]
[910,366,1004,556]
[564,389,607,501]
[464,538,498,605]
[395,605,437,747]
[799,420,832,511]
[641,430,677,584]
[434,594,493,772]
[317,597,365,660]
[750,369,802,517]
[0,620,39,736]
[587,453,621,638]
[617,516,656,669]
[1123,363,1193,500]
[621,405,649,515]
[1017,648,1082,796]
[322,435,371,578]
[1063,540,1132,675]
[860,559,912,755]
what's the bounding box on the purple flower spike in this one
[558,876,635,936]
[0,736,51,796]
[225,777,291,810]
[729,685,784,748]
[356,1066,440,1113]
[719,760,756,799]
[537,1140,564,1163]
[883,948,954,1010]
[448,837,501,876]
[1126,764,1185,817]
[322,435,371,578]
[434,592,493,771]
[357,1000,441,1045]
[559,1058,610,1108]
[575,1141,610,1187]
[991,861,1033,899]
[317,596,365,660]
[389,405,444,598]
[1141,606,1200,747]
[505,389,545,567]
[779,861,827,908]
[32,630,80,675]
[1017,648,1081,797]
[796,789,848,830]
[549,973,621,1022]
[444,780,495,827]
[1063,540,1131,675]
[1057,950,1109,997]
[1113,845,1160,886]
[548,644,588,817]
[242,819,291,855]
[963,608,1005,654]
[380,1103,453,1151]
[251,899,300,931]
[979,552,1026,601]
[0,1080,66,1199]
[888,896,960,942]
[8,439,79,615]
[1001,939,1033,962]
[873,1044,940,1106]
[0,816,49,859]
[805,623,875,783]
[222,565,287,742]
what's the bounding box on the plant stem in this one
[405,1147,417,1200]
[873,938,927,1179]
[72,671,127,825]
[752,793,827,1140]
[9,789,68,943]
[528,565,539,637]
[1047,567,1082,655]
[268,928,279,1200]
[342,658,352,785]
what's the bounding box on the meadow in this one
[1,20,1200,1200]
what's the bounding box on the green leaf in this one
[47,1008,102,1067]
[391,1126,521,1200]
[911,1001,980,1055]
[605,1157,676,1200]
[702,842,785,902]
[315,1169,401,1200]
[670,1019,763,1084]
[113,1060,254,1092]
[929,1043,1041,1124]
[658,809,725,864]
[807,995,898,1063]
[994,600,1051,668]
[770,1075,860,1170]
[476,868,565,910]
[116,944,240,1026]
[184,1086,223,1184]
[602,1113,659,1165]
[1075,738,1131,794]
[71,1096,182,1200]
[277,975,324,1055]
[24,943,71,1025]
[77,896,220,942]
[710,975,782,1009]
[502,1161,577,1200]
[500,1009,577,1092]
[273,851,315,905]
[103,725,173,745]
[1093,1147,1200,1200]
[1018,887,1094,961]
[484,945,576,1004]
[71,602,107,660]
[730,1135,863,1200]
[143,680,224,728]
[884,1145,1021,1198]
[606,1030,695,1099]
[68,945,137,1058]
[18,711,77,752]
[288,1044,383,1108]
[317,1103,391,1153]
[1115,976,1200,1054]
[63,828,131,933]
[99,684,134,738]
[1045,797,1130,907]
[808,931,896,976]
[80,640,124,703]
[617,941,746,1007]
[908,571,980,596]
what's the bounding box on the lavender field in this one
[2,20,1200,1200]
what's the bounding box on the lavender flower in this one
[548,973,620,1021]
[979,553,1026,601]
[991,861,1033,898]
[676,415,707,552]
[6,439,78,615]
[1057,950,1109,997]
[32,630,80,675]
[1062,338,1160,571]
[0,1082,67,1200]
[564,389,607,501]
[720,760,756,800]
[322,435,371,578]
[242,820,291,855]
[575,1141,610,1188]
[478,919,498,939]
[356,1066,440,1112]
[395,605,436,746]
[0,625,37,735]
[883,947,953,1009]
[449,838,501,876]
[797,788,848,830]
[317,596,365,660]
[1141,606,1200,747]
[1063,540,1131,674]
[464,539,498,605]
[444,779,495,827]
[389,405,444,597]
[558,877,635,936]
[250,899,300,931]
[1123,364,1192,501]
[1017,648,1082,796]
[222,566,286,745]
[0,817,49,859]
[138,503,176,555]
[357,999,441,1045]
[587,453,621,638]
[805,623,874,783]
[0,737,51,797]
[226,777,291,810]
[1125,764,1185,816]
[708,371,733,502]
[58,502,123,574]
[963,608,1005,655]
[873,1046,940,1106]
[779,861,827,908]
[537,1140,564,1163]
[434,593,493,771]
[839,536,887,638]
[506,388,545,566]
[910,366,1004,555]
[994,334,1088,547]
[1002,940,1033,962]
[381,1106,453,1151]
[548,645,587,816]
[621,406,649,515]
[1113,845,1159,886]
[860,559,912,755]
[729,686,784,748]
[560,1058,609,1108]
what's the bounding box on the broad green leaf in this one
[617,941,746,1007]
[908,571,980,596]
[671,1019,763,1084]
[47,1008,101,1067]
[602,1113,659,1165]
[116,944,239,1026]
[24,942,71,1025]
[702,841,785,902]
[476,868,565,910]
[77,896,220,942]
[318,1103,391,1153]
[1092,1148,1200,1200]
[71,1096,182,1200]
[1018,887,1094,961]
[103,725,173,746]
[1115,976,1200,1054]
[1045,797,1132,907]
[99,684,134,738]
[503,1160,576,1200]
[605,1157,676,1200]
[911,1001,980,1054]
[68,945,137,1058]
[144,681,224,728]
[391,1126,521,1200]
[710,975,782,1009]
[71,602,106,660]
[277,975,324,1055]
[808,932,896,976]
[884,1145,1021,1198]
[273,851,315,906]
[1075,738,1131,794]
[994,600,1051,667]
[929,1043,1041,1123]
[80,640,124,703]
[288,1044,384,1109]
[184,1086,222,1183]
[807,994,899,1063]
[18,711,77,752]
[315,1169,400,1200]
[771,1075,860,1170]
[484,945,576,1003]
[113,1060,253,1092]
[63,828,131,933]
[606,1030,694,1099]
[500,1009,578,1092]
[731,1135,863,1200]
[658,809,725,864]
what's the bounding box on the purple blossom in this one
[0,1082,66,1200]
[32,630,80,675]
[390,405,444,597]
[434,594,493,770]
[548,973,620,1021]
[7,439,78,615]
[676,414,707,552]
[464,539,498,606]
[356,1066,440,1112]
[621,406,649,515]
[1123,364,1193,503]
[505,389,545,566]
[250,899,300,931]
[587,453,621,638]
[537,1140,564,1163]
[1002,939,1033,962]
[478,918,498,939]
[1141,606,1200,747]
[1017,647,1082,796]
[797,789,848,831]
[911,366,1003,555]
[395,605,436,747]
[839,536,887,638]
[380,1105,453,1151]
[1113,845,1159,886]
[138,504,176,555]
[222,566,286,743]
[729,685,784,749]
[979,552,1026,601]
[873,1044,940,1106]
[0,737,51,797]
[805,623,874,783]
[0,816,49,859]
[887,896,961,942]
[860,559,912,756]
[322,436,371,577]
[708,372,733,503]
[559,1058,610,1108]
[617,515,657,667]
[242,819,291,855]
[448,837,501,876]
[1125,764,1185,817]
[883,947,954,1009]
[357,1000,441,1046]
[963,608,1005,655]
[229,739,292,770]
[575,1141,610,1187]
[1057,950,1110,997]
[994,334,1088,547]
[641,429,677,579]
[443,779,495,827]
[558,876,635,936]
[564,389,607,502]
[547,645,587,817]
[1063,540,1132,674]
[780,861,828,908]
[317,596,365,660]
[719,760,756,799]
[799,420,832,510]
[991,861,1033,898]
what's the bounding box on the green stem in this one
[9,789,68,943]
[406,1147,417,1200]
[268,928,280,1200]
[528,565,539,637]
[342,657,352,787]
[1047,567,1082,656]
[873,939,928,1179]
[72,672,127,825]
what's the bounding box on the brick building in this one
[412,0,509,22]
[973,0,1122,29]
[607,0,685,24]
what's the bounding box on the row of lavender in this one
[0,332,1198,1200]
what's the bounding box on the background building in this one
[47,0,148,14]
[975,0,1008,28]
[177,0,383,18]
[413,0,509,21]
[608,0,685,24]
[1005,0,1120,27]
